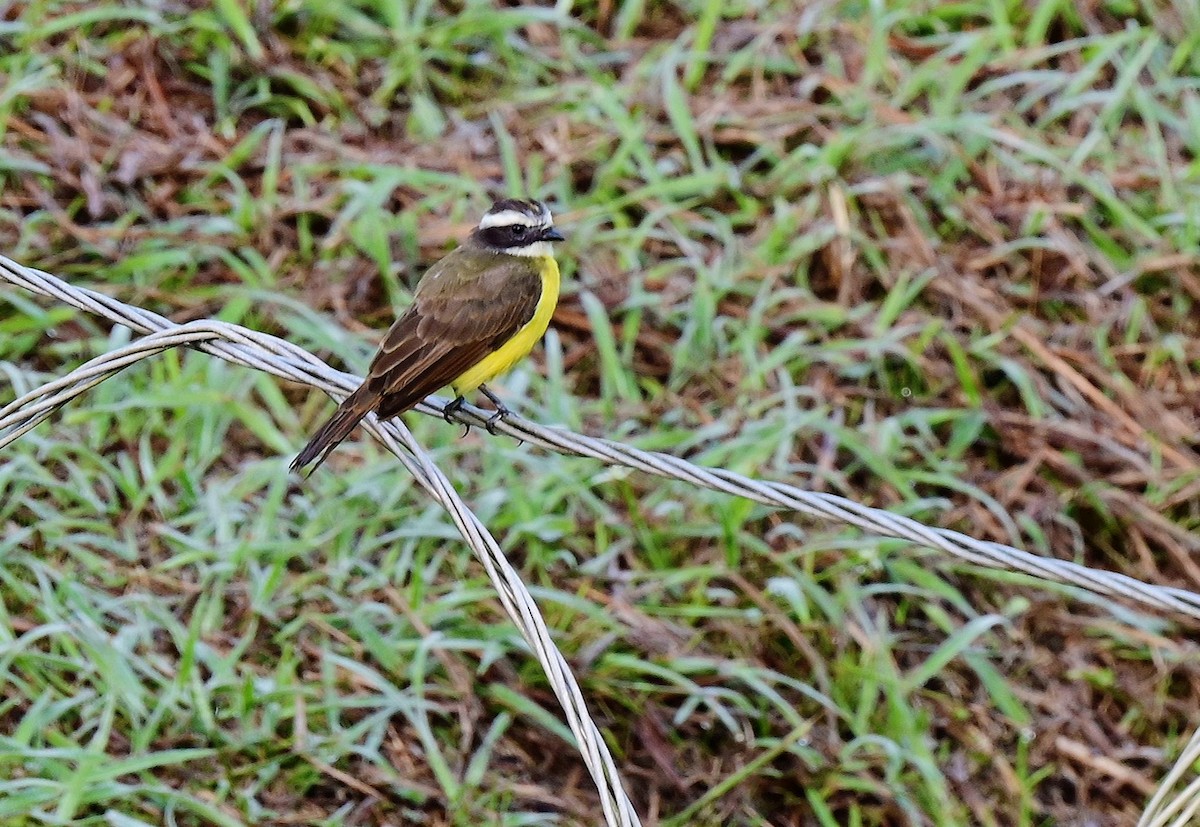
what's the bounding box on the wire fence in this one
[1,252,1197,826]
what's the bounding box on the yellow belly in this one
[451,255,560,394]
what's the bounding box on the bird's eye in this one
[510,226,528,238]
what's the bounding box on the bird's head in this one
[470,199,564,257]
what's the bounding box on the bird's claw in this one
[442,396,466,424]
[478,385,511,435]
[443,389,511,437]
[483,406,509,435]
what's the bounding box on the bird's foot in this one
[483,407,509,435]
[442,396,471,437]
[478,385,511,435]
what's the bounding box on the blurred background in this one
[1,1,1198,824]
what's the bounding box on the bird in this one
[290,198,564,473]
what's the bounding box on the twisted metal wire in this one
[421,401,1200,624]
[0,256,640,827]
[3,253,1199,822]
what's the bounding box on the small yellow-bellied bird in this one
[290,198,564,473]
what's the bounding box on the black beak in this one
[542,227,565,242]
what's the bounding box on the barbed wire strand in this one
[3,253,1198,821]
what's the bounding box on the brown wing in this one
[364,248,543,419]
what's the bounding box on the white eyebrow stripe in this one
[478,209,542,230]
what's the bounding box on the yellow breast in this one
[451,255,560,394]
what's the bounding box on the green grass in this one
[1,1,1199,825]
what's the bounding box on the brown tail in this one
[290,387,377,474]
